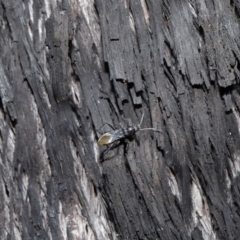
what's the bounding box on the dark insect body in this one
[98,125,140,146]
[97,113,161,161]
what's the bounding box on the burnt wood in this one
[1,0,240,239]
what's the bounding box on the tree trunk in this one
[1,0,240,239]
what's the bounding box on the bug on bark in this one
[97,113,161,161]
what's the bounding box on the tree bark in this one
[1,0,240,239]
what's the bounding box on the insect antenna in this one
[138,112,145,127]
[138,112,162,132]
[139,128,162,132]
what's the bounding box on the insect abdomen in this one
[98,133,112,145]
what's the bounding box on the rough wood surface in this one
[1,0,240,239]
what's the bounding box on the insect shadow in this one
[97,112,161,162]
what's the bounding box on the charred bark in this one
[0,0,240,239]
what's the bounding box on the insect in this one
[97,113,161,160]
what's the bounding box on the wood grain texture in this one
[0,0,240,239]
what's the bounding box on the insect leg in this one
[100,141,120,162]
[124,139,129,154]
[97,122,115,133]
